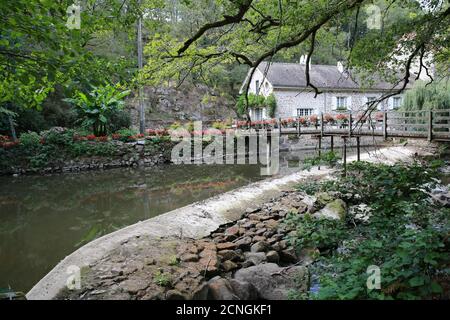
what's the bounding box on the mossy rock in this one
[315,192,335,206]
[313,199,347,221]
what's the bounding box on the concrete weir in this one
[26,145,419,300]
[26,166,334,300]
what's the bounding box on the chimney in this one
[337,61,344,73]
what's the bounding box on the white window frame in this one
[253,108,263,121]
[393,96,402,109]
[296,108,313,117]
[336,96,348,110]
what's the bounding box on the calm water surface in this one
[0,147,358,292]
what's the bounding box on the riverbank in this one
[26,143,440,300]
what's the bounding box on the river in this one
[0,147,360,293]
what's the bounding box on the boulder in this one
[233,263,309,300]
[315,192,335,206]
[313,199,347,220]
[243,252,267,265]
[207,276,237,300]
[229,279,258,300]
[266,250,280,263]
[250,241,269,253]
[222,260,238,272]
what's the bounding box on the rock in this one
[301,195,317,211]
[165,290,188,300]
[192,283,209,300]
[244,252,267,265]
[255,228,267,235]
[315,192,335,206]
[225,226,240,236]
[245,207,261,214]
[181,253,199,262]
[120,279,149,294]
[251,241,268,253]
[217,249,240,261]
[229,279,258,300]
[207,276,237,300]
[233,263,309,300]
[199,249,217,259]
[216,242,237,250]
[242,221,256,229]
[313,199,347,220]
[222,260,238,272]
[280,247,298,263]
[234,236,252,250]
[266,250,280,263]
[248,214,261,221]
[264,219,279,230]
[253,235,266,243]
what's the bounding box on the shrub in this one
[19,132,42,152]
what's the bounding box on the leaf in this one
[430,281,443,294]
[408,276,425,287]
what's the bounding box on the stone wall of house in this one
[272,89,402,118]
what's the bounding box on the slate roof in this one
[256,62,413,91]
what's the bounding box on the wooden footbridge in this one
[241,109,450,171]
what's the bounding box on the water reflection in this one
[0,147,354,292]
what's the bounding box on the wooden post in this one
[343,137,347,177]
[330,135,334,152]
[348,112,352,137]
[320,112,324,137]
[297,118,300,137]
[278,117,282,136]
[383,111,388,140]
[428,110,433,142]
[318,135,322,171]
[356,136,360,161]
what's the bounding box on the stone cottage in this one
[240,59,413,120]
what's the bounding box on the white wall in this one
[248,68,273,97]
[272,89,403,118]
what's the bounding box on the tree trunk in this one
[8,115,17,141]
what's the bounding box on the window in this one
[393,97,402,108]
[336,97,348,110]
[366,96,376,103]
[255,80,260,94]
[254,108,262,121]
[297,108,313,117]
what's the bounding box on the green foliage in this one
[115,128,138,142]
[236,93,277,117]
[64,84,131,136]
[288,161,449,300]
[19,132,41,149]
[154,270,172,287]
[402,81,450,111]
[302,151,341,170]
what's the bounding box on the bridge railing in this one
[244,109,450,141]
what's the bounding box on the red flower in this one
[112,134,121,140]
[324,114,334,123]
[86,134,96,141]
[335,113,348,121]
[309,115,318,123]
[299,117,307,124]
[96,136,108,142]
[375,112,384,121]
[137,133,144,138]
